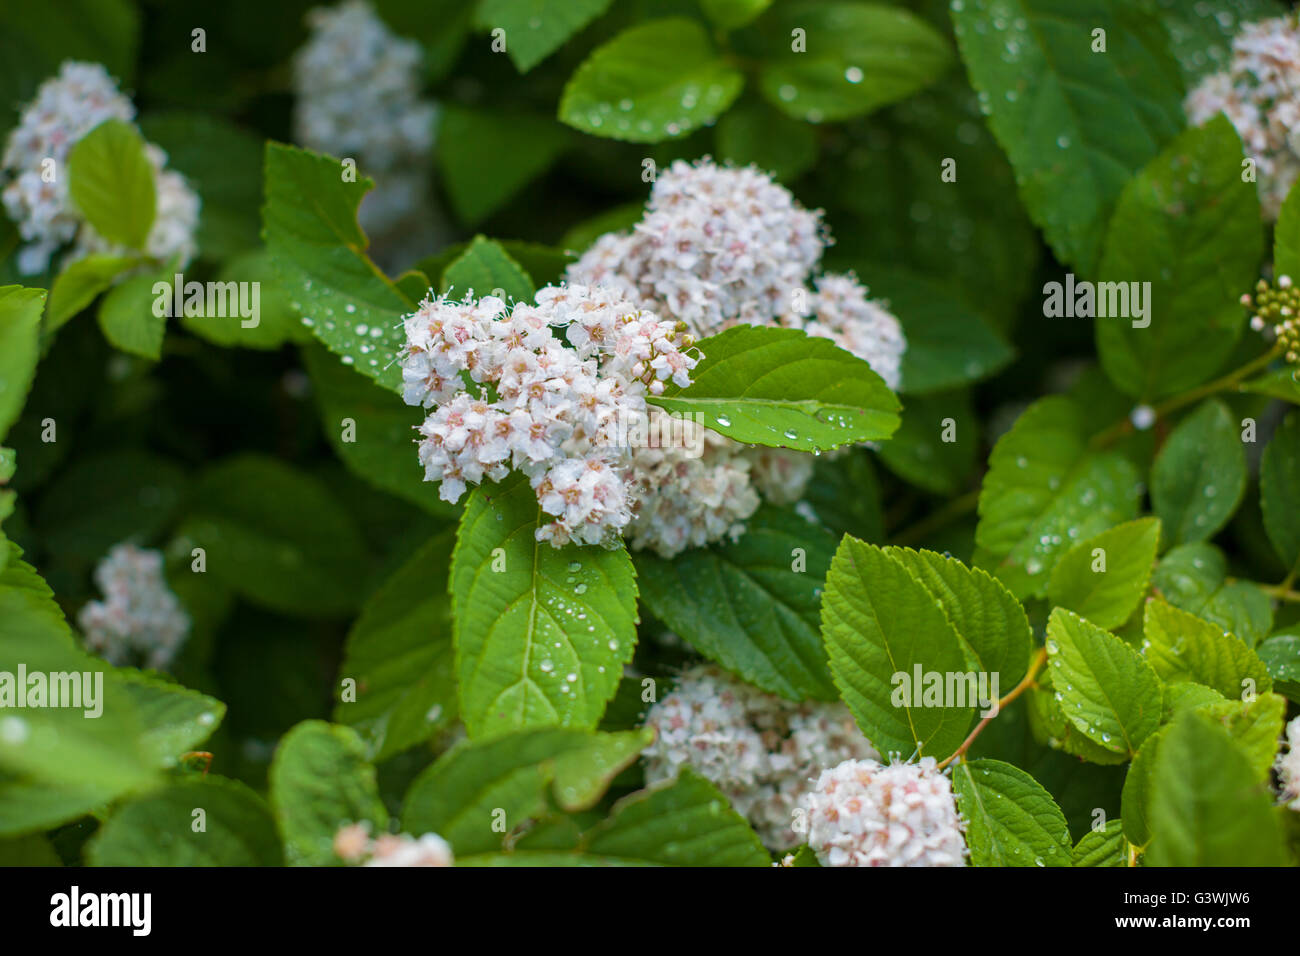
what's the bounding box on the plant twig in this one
[937,647,1048,770]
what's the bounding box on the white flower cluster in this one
[641,664,879,850]
[1186,14,1300,220]
[333,823,454,866]
[1277,715,1300,811]
[566,159,906,556]
[801,757,968,867]
[292,0,436,237]
[1,61,200,275]
[77,544,190,670]
[400,283,698,547]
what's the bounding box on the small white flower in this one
[77,544,190,670]
[1277,715,1300,811]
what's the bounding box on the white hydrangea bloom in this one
[642,664,878,849]
[399,282,699,547]
[1,61,135,274]
[333,823,454,866]
[292,0,437,238]
[802,757,968,867]
[1277,715,1300,811]
[1186,15,1300,220]
[77,544,190,670]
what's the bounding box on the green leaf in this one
[96,267,168,360]
[1120,723,1167,846]
[1153,0,1286,84]
[0,286,45,440]
[635,506,838,700]
[302,342,452,517]
[1097,117,1262,400]
[1072,819,1127,867]
[0,834,60,866]
[876,390,976,495]
[1239,365,1300,404]
[115,670,224,767]
[262,142,413,393]
[951,0,1184,275]
[439,235,535,304]
[1045,608,1163,757]
[952,758,1072,867]
[700,0,772,29]
[883,547,1033,688]
[757,2,951,122]
[1151,400,1247,545]
[559,18,744,143]
[715,100,818,182]
[648,325,900,451]
[581,769,769,866]
[1146,711,1287,865]
[977,397,1142,599]
[88,778,282,866]
[269,720,388,866]
[1257,633,1300,701]
[401,727,650,854]
[1142,598,1272,699]
[180,249,313,350]
[438,107,571,224]
[1200,691,1287,782]
[175,455,371,618]
[1047,518,1161,629]
[1260,409,1300,567]
[1275,164,1300,279]
[67,118,156,250]
[334,531,458,761]
[450,473,637,736]
[821,537,975,759]
[1025,671,1130,766]
[46,255,139,331]
[1152,542,1273,646]
[475,0,613,72]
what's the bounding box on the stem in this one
[891,489,980,546]
[937,647,1048,771]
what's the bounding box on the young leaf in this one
[269,721,388,866]
[96,267,168,360]
[1097,117,1262,400]
[648,325,901,451]
[45,254,139,331]
[1150,400,1246,545]
[450,472,637,736]
[951,0,1184,275]
[635,506,839,701]
[952,758,1072,867]
[67,118,156,250]
[475,0,613,73]
[559,18,743,143]
[1047,518,1160,629]
[1199,691,1287,782]
[0,285,45,440]
[1142,598,1272,699]
[821,537,975,760]
[1260,409,1300,567]
[1045,608,1163,757]
[1072,819,1127,867]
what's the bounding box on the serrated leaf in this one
[67,118,155,250]
[977,396,1142,599]
[334,531,458,761]
[476,0,613,72]
[46,255,139,331]
[439,235,534,304]
[1200,691,1287,782]
[1072,819,1127,867]
[756,2,951,123]
[1120,723,1167,846]
[269,721,388,866]
[559,18,743,143]
[1147,711,1287,865]
[648,325,900,451]
[635,506,838,700]
[1048,518,1160,629]
[450,472,637,736]
[1261,409,1300,567]
[115,670,224,766]
[438,107,571,224]
[1097,117,1261,400]
[0,285,45,441]
[1152,542,1273,646]
[88,778,282,866]
[821,537,975,759]
[1257,633,1300,701]
[1025,671,1130,766]
[262,142,414,393]
[1151,400,1246,545]
[951,0,1184,275]
[1142,598,1271,698]
[952,758,1072,867]
[1046,608,1163,757]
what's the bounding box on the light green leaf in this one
[700,0,772,29]
[46,255,139,331]
[1200,691,1287,782]
[1256,633,1300,701]
[821,537,975,759]
[1120,723,1167,846]
[269,721,388,866]
[1072,819,1127,867]
[115,670,224,767]
[96,267,168,359]
[0,285,45,440]
[1025,671,1130,766]
[439,235,534,304]
[1142,598,1272,698]
[1048,518,1160,629]
[1261,409,1300,567]
[635,506,838,700]
[1152,542,1273,646]
[67,118,155,250]
[1275,167,1300,279]
[1046,608,1163,757]
[1151,400,1246,545]
[334,531,458,761]
[1097,117,1261,400]
[450,472,637,736]
[180,249,313,350]
[559,18,744,143]
[475,0,613,72]
[951,0,1184,275]
[952,758,1072,867]
[648,325,901,451]
[1239,365,1300,404]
